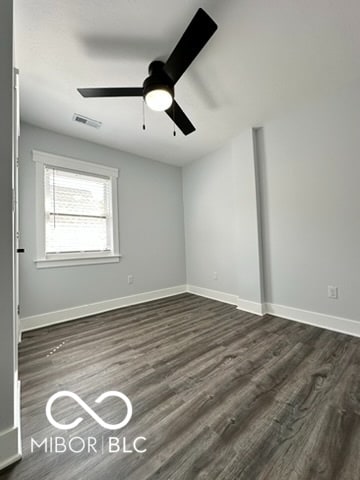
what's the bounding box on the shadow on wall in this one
[252,127,271,304]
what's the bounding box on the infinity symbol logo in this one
[46,391,133,431]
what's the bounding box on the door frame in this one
[12,66,21,456]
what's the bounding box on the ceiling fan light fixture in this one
[78,9,218,134]
[145,87,173,112]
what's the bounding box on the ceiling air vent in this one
[72,113,102,129]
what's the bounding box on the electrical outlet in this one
[128,275,134,285]
[213,271,218,280]
[328,285,338,299]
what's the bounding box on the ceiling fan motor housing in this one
[143,61,174,100]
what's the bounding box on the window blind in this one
[44,167,112,254]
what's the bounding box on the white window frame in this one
[33,150,121,268]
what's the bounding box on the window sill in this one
[34,254,122,269]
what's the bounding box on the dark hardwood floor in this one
[1,293,360,480]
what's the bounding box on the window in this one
[33,151,120,268]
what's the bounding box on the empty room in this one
[1,1,360,479]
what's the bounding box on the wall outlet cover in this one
[328,285,338,299]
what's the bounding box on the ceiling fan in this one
[77,8,217,135]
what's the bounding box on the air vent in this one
[73,113,102,129]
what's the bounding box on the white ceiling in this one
[15,0,360,166]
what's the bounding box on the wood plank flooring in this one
[1,293,360,480]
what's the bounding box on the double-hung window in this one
[34,151,120,268]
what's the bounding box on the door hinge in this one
[17,304,20,315]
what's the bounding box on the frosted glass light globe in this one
[145,88,173,111]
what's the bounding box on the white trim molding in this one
[187,284,239,306]
[266,302,360,338]
[187,285,264,316]
[21,285,187,332]
[32,150,119,178]
[32,149,120,268]
[0,373,21,470]
[186,285,360,337]
[237,298,265,316]
[20,284,360,338]
[34,254,121,269]
[0,426,21,471]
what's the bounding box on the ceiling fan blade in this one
[164,8,217,84]
[165,101,195,136]
[78,87,143,97]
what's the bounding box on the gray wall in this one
[258,82,360,320]
[183,129,263,303]
[19,123,186,318]
[183,81,360,322]
[0,0,15,432]
[19,81,360,324]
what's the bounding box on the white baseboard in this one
[186,285,264,316]
[187,284,239,306]
[237,298,265,316]
[186,284,360,337]
[21,285,187,332]
[20,283,360,338]
[0,373,22,471]
[266,302,360,338]
[0,426,21,471]
[18,329,22,344]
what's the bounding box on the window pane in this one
[46,215,109,253]
[44,167,112,254]
[45,168,110,217]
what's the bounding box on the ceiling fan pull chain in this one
[142,98,146,131]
